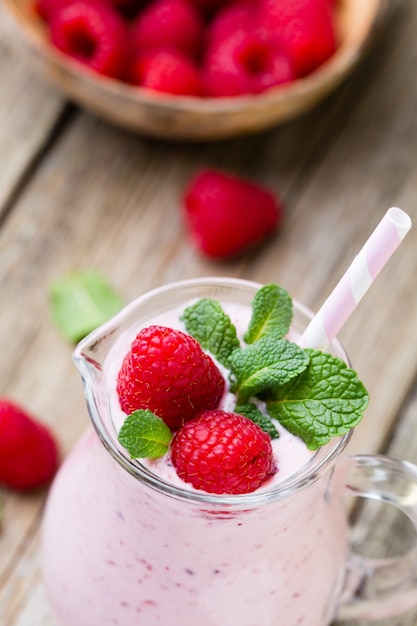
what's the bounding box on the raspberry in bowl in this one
[2,0,386,138]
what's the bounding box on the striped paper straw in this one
[299,207,412,350]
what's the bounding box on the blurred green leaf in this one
[49,269,124,344]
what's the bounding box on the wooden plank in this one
[14,583,56,626]
[0,17,67,214]
[0,528,43,625]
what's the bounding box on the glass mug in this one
[41,277,417,626]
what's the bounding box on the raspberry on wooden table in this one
[0,399,59,490]
[49,0,129,79]
[171,409,277,494]
[117,326,225,430]
[183,169,282,258]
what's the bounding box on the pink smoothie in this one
[42,295,350,626]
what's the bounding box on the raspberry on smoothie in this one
[171,409,277,494]
[117,325,225,430]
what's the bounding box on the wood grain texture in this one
[0,0,417,623]
[0,20,66,214]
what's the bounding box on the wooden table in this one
[1,0,417,623]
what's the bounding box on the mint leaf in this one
[244,284,292,344]
[266,349,369,450]
[235,402,279,439]
[50,269,124,343]
[182,298,240,367]
[229,336,310,403]
[118,410,172,459]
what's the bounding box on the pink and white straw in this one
[299,207,412,350]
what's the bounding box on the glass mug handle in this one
[332,454,417,621]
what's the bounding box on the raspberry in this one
[204,3,293,97]
[183,169,282,258]
[258,0,337,77]
[35,0,75,22]
[117,326,225,430]
[106,0,143,20]
[0,399,59,490]
[205,2,254,49]
[130,0,204,58]
[187,0,227,16]
[171,409,277,494]
[49,1,129,79]
[203,28,293,97]
[129,48,202,96]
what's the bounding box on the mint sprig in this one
[229,336,310,404]
[266,349,369,450]
[235,402,279,439]
[118,410,172,458]
[244,283,292,344]
[184,287,368,445]
[50,269,124,343]
[182,298,240,367]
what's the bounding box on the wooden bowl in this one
[1,0,388,140]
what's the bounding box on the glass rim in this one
[74,276,353,508]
